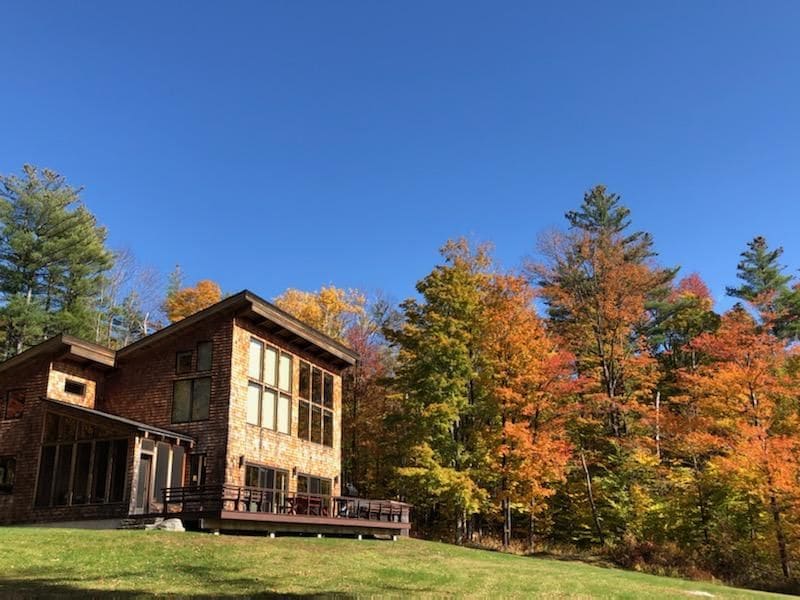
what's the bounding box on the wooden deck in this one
[160,485,411,537]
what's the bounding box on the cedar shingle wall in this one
[101,315,234,488]
[227,318,344,495]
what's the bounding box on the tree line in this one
[272,188,800,593]
[1,165,797,592]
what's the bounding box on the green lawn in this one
[0,528,789,598]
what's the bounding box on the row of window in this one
[169,339,336,448]
[245,464,331,497]
[36,438,128,507]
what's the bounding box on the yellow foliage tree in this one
[164,280,222,322]
[273,286,365,342]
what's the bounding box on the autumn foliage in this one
[164,279,222,322]
[275,187,800,593]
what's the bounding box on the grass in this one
[0,528,791,599]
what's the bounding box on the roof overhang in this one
[117,290,359,370]
[0,334,115,376]
[44,399,195,446]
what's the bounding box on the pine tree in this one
[0,165,112,355]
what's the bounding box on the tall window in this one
[35,413,128,507]
[297,362,334,447]
[2,390,25,420]
[247,338,291,434]
[172,378,211,423]
[0,457,15,493]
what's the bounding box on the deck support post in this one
[357,534,363,541]
[392,535,398,542]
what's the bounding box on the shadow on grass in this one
[0,578,354,599]
[1,564,357,599]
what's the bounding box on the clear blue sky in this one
[2,2,799,310]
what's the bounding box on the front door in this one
[134,454,153,514]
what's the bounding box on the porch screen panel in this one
[53,445,74,506]
[35,446,56,507]
[72,442,92,504]
[109,440,127,502]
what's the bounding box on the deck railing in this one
[161,485,411,524]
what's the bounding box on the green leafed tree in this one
[0,165,112,355]
[386,239,493,542]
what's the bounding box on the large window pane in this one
[248,338,263,380]
[323,411,333,448]
[311,405,322,445]
[277,395,291,434]
[264,347,277,386]
[246,383,261,425]
[279,353,291,392]
[35,447,56,506]
[298,400,310,440]
[323,373,333,408]
[262,388,276,430]
[197,341,213,371]
[245,465,259,487]
[172,380,192,423]
[192,378,211,421]
[299,362,310,399]
[311,368,322,404]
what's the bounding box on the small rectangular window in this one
[0,457,15,493]
[176,351,193,374]
[64,380,86,396]
[5,390,25,419]
[196,341,213,371]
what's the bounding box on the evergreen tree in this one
[0,165,112,355]
[726,236,800,339]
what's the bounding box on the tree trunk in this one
[580,450,604,545]
[768,485,790,579]
[654,390,661,461]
